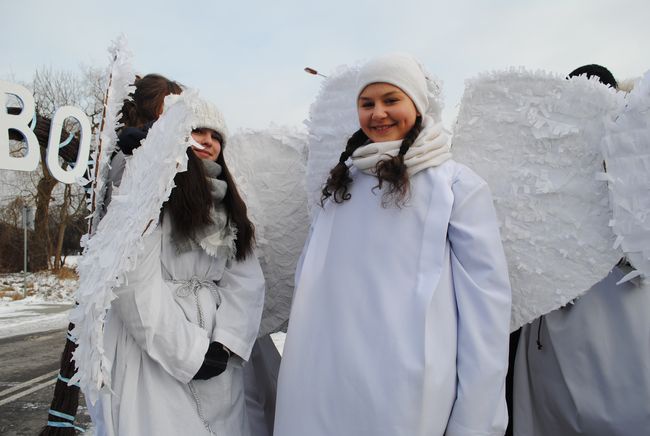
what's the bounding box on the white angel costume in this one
[274,54,512,436]
[509,70,650,435]
[72,93,265,436]
[449,67,650,435]
[92,211,265,436]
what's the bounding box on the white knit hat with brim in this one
[190,97,229,143]
[356,53,443,122]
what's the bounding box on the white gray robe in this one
[90,216,265,436]
[513,265,650,436]
[274,160,512,436]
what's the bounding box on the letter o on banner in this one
[46,106,92,184]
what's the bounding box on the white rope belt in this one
[170,277,221,329]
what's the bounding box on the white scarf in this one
[351,115,452,176]
[174,161,237,260]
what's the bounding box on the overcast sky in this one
[2,0,648,130]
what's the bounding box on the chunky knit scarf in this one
[173,160,237,260]
[351,116,452,176]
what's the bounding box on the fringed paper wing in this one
[86,35,135,235]
[226,127,309,336]
[452,69,624,331]
[601,70,650,281]
[305,64,360,218]
[69,91,205,404]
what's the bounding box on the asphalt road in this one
[0,328,93,435]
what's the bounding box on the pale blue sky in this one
[2,0,648,130]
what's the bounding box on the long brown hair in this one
[165,132,255,260]
[321,115,423,207]
[217,150,255,260]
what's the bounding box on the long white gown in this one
[90,215,265,436]
[274,160,512,436]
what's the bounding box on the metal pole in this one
[23,205,27,298]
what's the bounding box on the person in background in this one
[510,65,650,436]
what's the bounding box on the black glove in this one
[193,341,230,380]
[116,121,153,155]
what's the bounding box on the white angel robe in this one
[513,265,650,435]
[275,160,512,436]
[90,217,265,436]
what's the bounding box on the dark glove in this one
[116,121,153,155]
[193,341,230,380]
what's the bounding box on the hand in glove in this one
[193,341,231,380]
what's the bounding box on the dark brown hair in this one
[216,150,256,260]
[119,74,183,127]
[164,133,255,261]
[321,116,423,207]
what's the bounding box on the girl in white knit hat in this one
[82,81,265,436]
[275,53,512,436]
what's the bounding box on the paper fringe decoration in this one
[305,64,361,218]
[601,70,650,282]
[86,35,135,235]
[70,91,205,404]
[452,68,625,330]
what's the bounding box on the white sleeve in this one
[110,228,209,383]
[212,253,265,362]
[445,178,512,436]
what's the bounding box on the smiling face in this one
[190,128,222,161]
[357,82,419,143]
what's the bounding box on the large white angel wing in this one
[601,70,650,281]
[305,64,360,218]
[86,35,135,235]
[70,91,203,404]
[452,69,625,330]
[226,127,309,337]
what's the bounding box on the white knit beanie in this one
[190,97,229,142]
[356,53,443,122]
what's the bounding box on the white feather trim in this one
[70,90,211,404]
[86,35,135,236]
[452,68,625,331]
[305,64,361,219]
[601,70,650,280]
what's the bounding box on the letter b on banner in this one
[1,80,92,184]
[0,80,40,171]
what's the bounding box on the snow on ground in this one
[0,257,288,355]
[0,258,78,339]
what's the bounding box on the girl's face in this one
[358,83,418,143]
[191,128,221,161]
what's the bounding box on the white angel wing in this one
[86,35,135,236]
[601,70,650,281]
[452,68,625,330]
[226,127,309,337]
[70,91,204,404]
[305,64,360,218]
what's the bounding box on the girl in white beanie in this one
[275,53,512,436]
[82,82,265,436]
